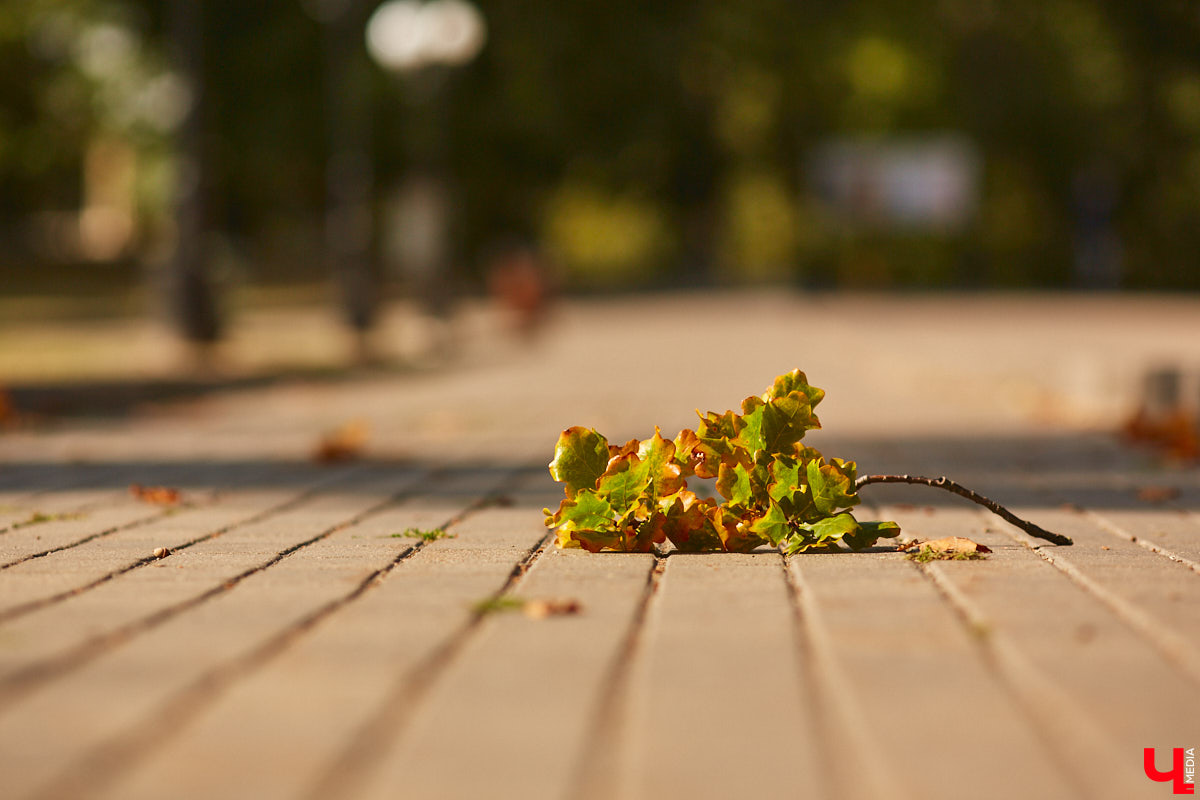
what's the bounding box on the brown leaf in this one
[1136,485,1180,503]
[606,438,639,460]
[313,420,369,463]
[130,484,182,505]
[522,598,583,619]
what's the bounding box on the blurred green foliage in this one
[2,0,1199,291]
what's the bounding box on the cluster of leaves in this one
[544,370,900,554]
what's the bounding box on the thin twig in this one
[855,474,1073,546]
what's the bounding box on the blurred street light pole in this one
[365,0,485,338]
[304,0,378,361]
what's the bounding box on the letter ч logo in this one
[1145,748,1196,795]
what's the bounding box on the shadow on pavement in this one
[0,431,1196,511]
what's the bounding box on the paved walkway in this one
[1,291,1198,799]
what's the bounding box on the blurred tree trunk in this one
[322,0,376,354]
[168,0,220,349]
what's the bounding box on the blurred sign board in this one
[809,135,979,233]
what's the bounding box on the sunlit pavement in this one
[0,290,1197,799]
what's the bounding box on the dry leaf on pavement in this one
[313,420,369,463]
[130,484,182,505]
[522,598,583,619]
[1136,485,1180,503]
[901,536,992,561]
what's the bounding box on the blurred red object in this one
[485,240,554,338]
[1121,366,1199,461]
[313,419,369,464]
[1122,409,1199,461]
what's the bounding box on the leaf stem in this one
[854,474,1073,546]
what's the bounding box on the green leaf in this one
[716,461,756,507]
[596,454,651,513]
[660,491,724,552]
[748,501,791,546]
[768,457,816,520]
[549,427,610,497]
[760,391,819,452]
[736,392,819,456]
[806,458,859,516]
[623,513,667,552]
[637,427,685,498]
[843,520,902,551]
[547,489,613,531]
[768,457,802,502]
[694,409,747,478]
[672,428,702,476]
[793,445,824,462]
[784,512,860,554]
[709,505,768,553]
[547,490,618,551]
[697,407,742,440]
[763,369,826,409]
[736,396,767,453]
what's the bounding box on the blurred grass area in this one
[0,282,487,384]
[0,279,332,322]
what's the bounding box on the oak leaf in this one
[549,427,610,497]
[659,491,724,552]
[784,512,861,554]
[843,520,902,551]
[763,369,826,408]
[806,458,859,517]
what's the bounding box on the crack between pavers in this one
[27,476,523,800]
[0,459,253,561]
[781,553,852,800]
[0,454,260,538]
[0,472,137,537]
[913,558,1142,800]
[894,438,1200,688]
[0,508,177,569]
[565,553,667,800]
[783,553,906,800]
[0,465,369,625]
[997,462,1200,586]
[990,511,1200,688]
[0,465,430,712]
[1080,507,1200,576]
[304,523,557,800]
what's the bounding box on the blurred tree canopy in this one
[2,0,1199,293]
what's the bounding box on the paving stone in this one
[0,294,1197,799]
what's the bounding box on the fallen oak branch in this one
[545,369,1069,554]
[854,474,1072,546]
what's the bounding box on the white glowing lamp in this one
[366,0,486,72]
